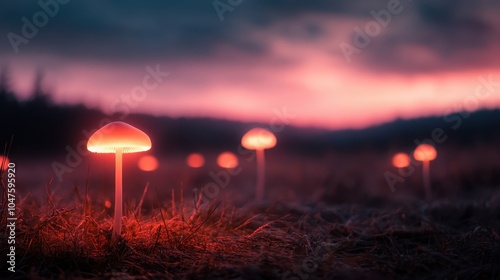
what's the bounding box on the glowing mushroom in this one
[413,144,437,200]
[104,200,112,209]
[241,128,276,202]
[138,155,159,172]
[87,121,151,240]
[0,155,9,171]
[186,153,205,168]
[392,152,410,169]
[217,151,239,169]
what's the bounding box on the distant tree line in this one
[2,65,500,158]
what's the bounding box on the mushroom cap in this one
[217,151,239,169]
[241,128,276,150]
[137,155,159,172]
[186,153,205,168]
[87,121,151,153]
[392,152,410,168]
[413,144,437,162]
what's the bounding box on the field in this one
[2,1,500,278]
[2,152,500,280]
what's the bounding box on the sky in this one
[1,0,500,130]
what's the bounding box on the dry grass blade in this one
[171,189,176,218]
[3,182,499,279]
[0,139,11,229]
[134,181,149,217]
[182,200,222,244]
[154,185,170,242]
[83,165,90,216]
[45,177,55,214]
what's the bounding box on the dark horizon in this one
[2,75,500,159]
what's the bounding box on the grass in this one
[1,181,500,280]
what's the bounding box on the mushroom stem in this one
[113,148,123,240]
[422,160,432,201]
[256,149,265,202]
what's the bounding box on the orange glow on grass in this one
[392,153,410,168]
[137,155,159,172]
[241,128,277,150]
[413,144,437,162]
[0,155,9,170]
[186,153,205,168]
[217,151,239,169]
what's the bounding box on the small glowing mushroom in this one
[217,151,239,169]
[186,153,205,168]
[241,128,276,202]
[413,144,437,200]
[138,155,159,172]
[87,121,151,240]
[392,152,410,169]
[104,200,112,209]
[0,155,9,171]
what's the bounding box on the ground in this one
[1,187,499,280]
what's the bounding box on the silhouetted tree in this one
[0,64,16,104]
[30,69,52,107]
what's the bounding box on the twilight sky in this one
[1,0,500,129]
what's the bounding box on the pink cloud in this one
[6,16,500,130]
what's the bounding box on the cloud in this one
[1,0,499,72]
[353,0,500,72]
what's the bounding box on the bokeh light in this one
[137,155,159,172]
[186,153,205,168]
[413,144,437,162]
[104,200,112,209]
[0,155,9,170]
[392,153,410,168]
[217,151,239,169]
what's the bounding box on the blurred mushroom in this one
[392,152,410,169]
[241,128,276,202]
[186,153,205,168]
[413,144,437,200]
[217,151,239,169]
[138,155,159,172]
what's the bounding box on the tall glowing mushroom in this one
[241,128,276,202]
[87,121,151,239]
[413,144,437,200]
